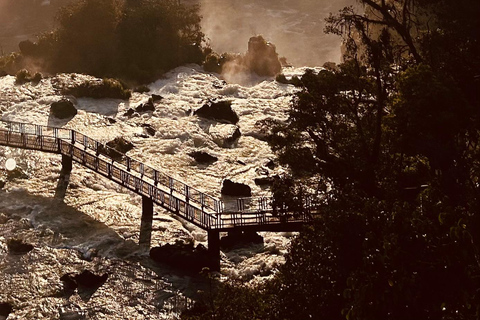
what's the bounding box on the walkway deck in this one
[0,120,316,232]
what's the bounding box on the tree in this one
[268,0,480,319]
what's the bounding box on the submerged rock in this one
[141,124,156,137]
[151,94,163,102]
[7,238,34,254]
[194,100,239,124]
[188,151,218,164]
[209,124,241,148]
[221,179,252,197]
[50,98,77,119]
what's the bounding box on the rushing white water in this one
[0,65,316,319]
[0,0,358,317]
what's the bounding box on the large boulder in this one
[98,137,134,160]
[7,238,34,254]
[73,270,108,289]
[188,151,218,164]
[194,100,239,124]
[221,179,252,197]
[50,98,77,119]
[135,98,155,113]
[244,35,282,77]
[150,241,215,272]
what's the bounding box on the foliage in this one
[16,0,205,83]
[63,78,131,99]
[263,0,480,319]
[15,69,42,85]
[184,1,480,320]
[182,276,278,320]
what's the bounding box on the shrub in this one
[63,78,131,99]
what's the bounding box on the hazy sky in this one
[0,0,357,66]
[200,0,357,66]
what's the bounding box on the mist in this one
[199,0,357,67]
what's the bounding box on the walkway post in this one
[61,154,73,174]
[140,196,154,248]
[55,154,73,199]
[207,230,220,271]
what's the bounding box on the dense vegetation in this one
[183,0,480,319]
[1,0,204,83]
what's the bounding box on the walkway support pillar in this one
[139,196,154,248]
[61,154,72,174]
[55,155,72,199]
[207,230,220,271]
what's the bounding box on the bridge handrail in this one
[0,120,319,229]
[0,120,222,213]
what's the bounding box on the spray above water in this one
[5,158,16,171]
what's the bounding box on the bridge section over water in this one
[0,120,315,269]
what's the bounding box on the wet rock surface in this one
[194,100,239,124]
[188,151,218,164]
[50,98,77,119]
[98,137,134,160]
[221,179,252,197]
[7,238,34,254]
[150,241,215,273]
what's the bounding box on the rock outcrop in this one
[0,302,13,319]
[7,238,34,254]
[209,124,241,148]
[221,179,252,197]
[98,137,134,160]
[50,98,77,119]
[188,151,218,164]
[194,100,239,124]
[150,241,215,272]
[244,35,282,77]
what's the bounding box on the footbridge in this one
[0,120,316,269]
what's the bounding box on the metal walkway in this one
[0,120,315,232]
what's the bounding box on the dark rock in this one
[244,35,282,77]
[265,159,275,170]
[188,151,218,164]
[221,230,263,249]
[194,100,239,124]
[221,179,252,197]
[123,108,135,117]
[210,124,241,148]
[50,99,77,119]
[151,94,163,102]
[225,127,241,145]
[7,238,34,254]
[135,98,155,113]
[0,70,7,77]
[141,124,156,136]
[0,180,5,189]
[150,241,216,272]
[107,117,116,124]
[60,274,78,293]
[73,270,108,289]
[0,302,13,318]
[98,137,134,160]
[237,160,246,166]
[6,167,28,181]
[254,176,276,186]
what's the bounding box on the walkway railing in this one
[0,120,316,230]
